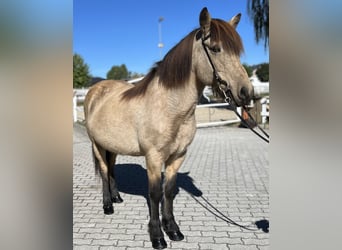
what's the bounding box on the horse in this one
[84,7,253,249]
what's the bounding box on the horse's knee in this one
[164,176,177,198]
[147,169,163,201]
[149,181,163,202]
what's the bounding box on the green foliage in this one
[256,63,269,82]
[73,53,91,88]
[107,64,129,80]
[247,0,269,49]
[243,64,253,77]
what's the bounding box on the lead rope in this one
[188,192,259,231]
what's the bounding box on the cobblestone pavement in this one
[73,123,269,250]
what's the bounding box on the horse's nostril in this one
[240,87,249,100]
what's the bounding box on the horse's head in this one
[193,8,254,106]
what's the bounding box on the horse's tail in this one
[91,142,104,189]
[92,143,112,177]
[92,144,100,176]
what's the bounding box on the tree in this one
[247,0,269,49]
[256,63,269,82]
[243,63,253,77]
[107,64,129,80]
[73,53,91,88]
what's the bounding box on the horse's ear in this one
[199,7,211,37]
[228,13,241,29]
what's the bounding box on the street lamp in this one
[158,17,164,59]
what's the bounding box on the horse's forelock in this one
[210,19,244,56]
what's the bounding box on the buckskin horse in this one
[84,7,253,249]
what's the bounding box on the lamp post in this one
[158,17,164,59]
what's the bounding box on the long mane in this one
[121,19,243,100]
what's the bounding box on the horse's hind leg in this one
[106,151,123,203]
[162,154,186,241]
[92,142,113,214]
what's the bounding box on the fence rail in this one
[195,103,241,128]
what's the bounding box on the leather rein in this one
[200,34,270,143]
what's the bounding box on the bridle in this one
[200,33,270,143]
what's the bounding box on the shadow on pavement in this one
[114,164,202,214]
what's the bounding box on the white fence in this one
[195,103,241,128]
[73,88,269,127]
[73,89,88,122]
[260,96,269,124]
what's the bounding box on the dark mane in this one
[121,66,158,100]
[121,29,197,100]
[157,29,199,89]
[121,18,243,100]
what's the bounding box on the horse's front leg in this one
[162,154,185,241]
[146,154,167,249]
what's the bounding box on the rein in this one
[201,35,270,143]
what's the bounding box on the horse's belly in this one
[87,108,143,156]
[92,126,142,156]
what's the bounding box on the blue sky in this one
[73,0,269,78]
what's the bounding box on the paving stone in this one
[257,246,269,250]
[73,238,93,245]
[91,239,117,246]
[74,246,99,250]
[242,238,269,245]
[99,247,122,250]
[215,237,243,244]
[229,244,259,250]
[200,243,229,249]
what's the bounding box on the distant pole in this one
[158,17,164,59]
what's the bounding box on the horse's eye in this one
[210,46,221,53]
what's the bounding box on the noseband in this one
[200,33,270,143]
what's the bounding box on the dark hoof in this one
[112,195,123,203]
[166,230,184,241]
[151,238,167,249]
[103,205,114,215]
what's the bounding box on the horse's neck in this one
[154,74,202,116]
